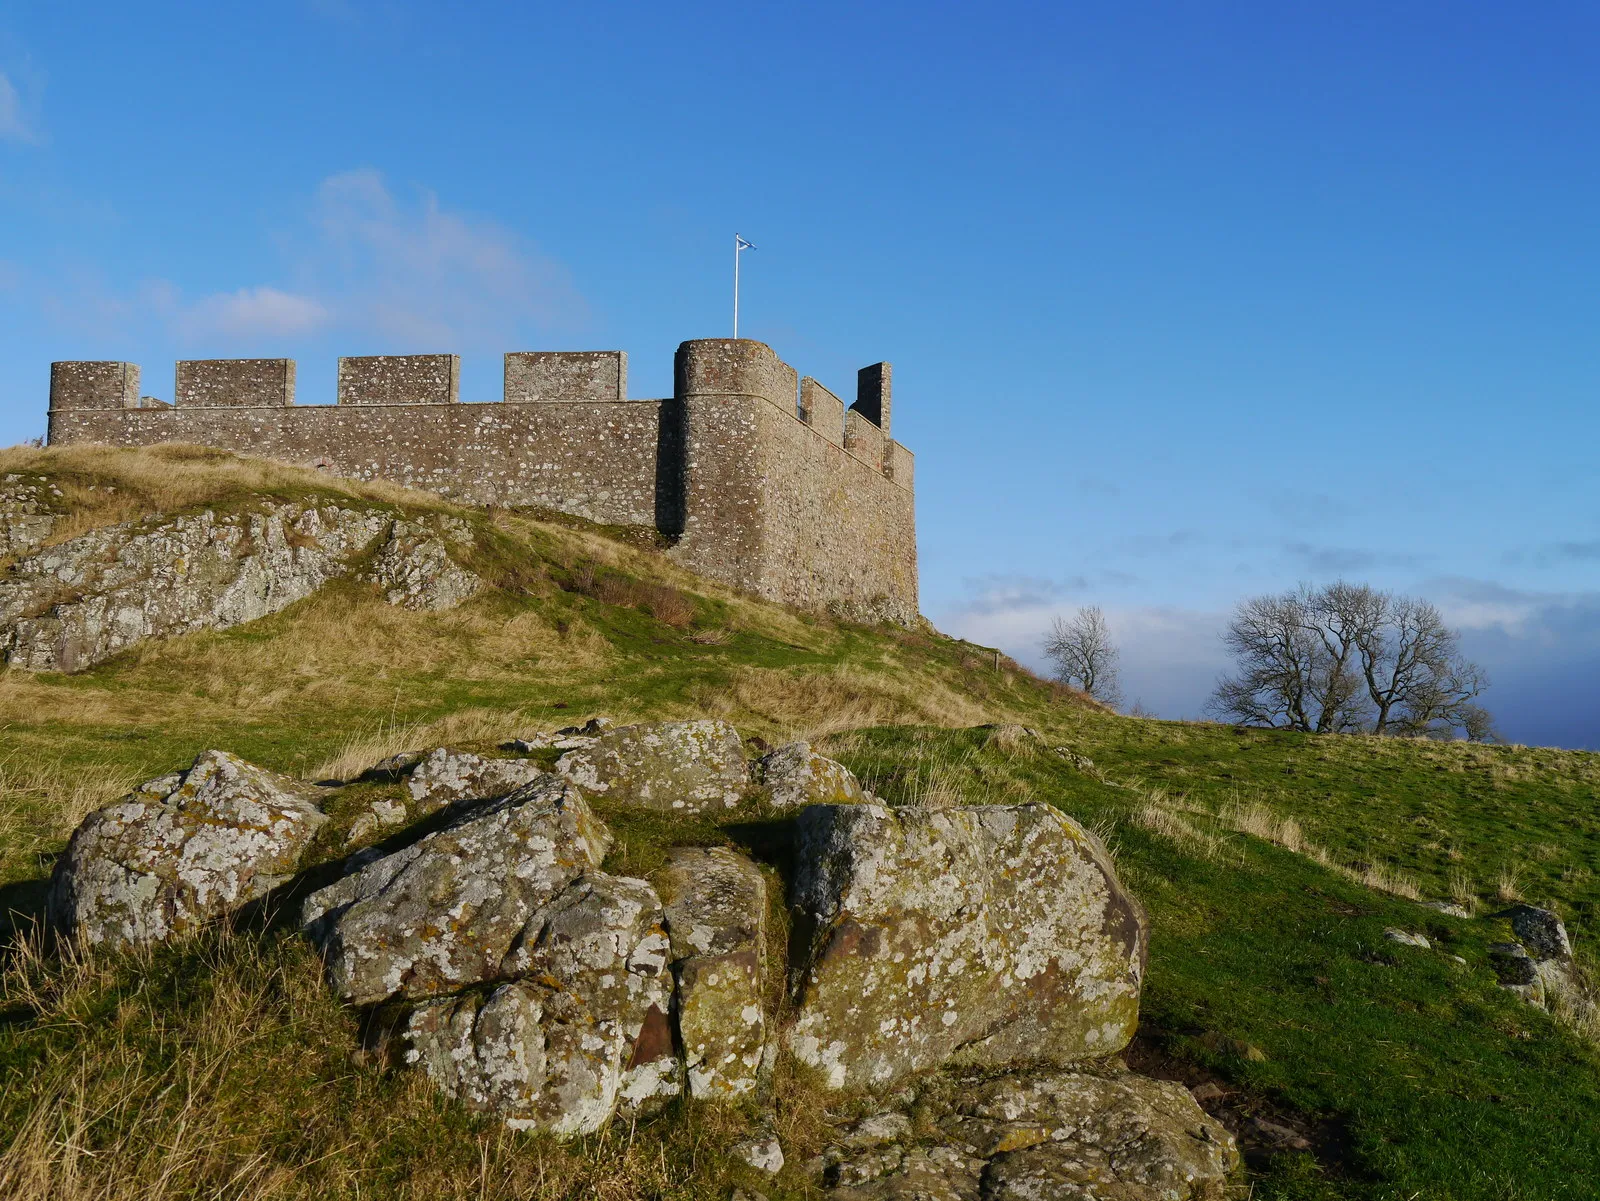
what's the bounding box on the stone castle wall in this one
[45,341,917,623]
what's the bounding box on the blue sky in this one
[2,2,1597,747]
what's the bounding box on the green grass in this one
[4,446,1600,1199]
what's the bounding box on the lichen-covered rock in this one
[0,475,56,560]
[819,1068,1236,1200]
[658,846,767,1098]
[943,1069,1237,1198]
[303,777,611,1005]
[787,803,1145,1090]
[48,750,327,948]
[1505,904,1573,964]
[405,872,675,1136]
[363,516,482,611]
[404,747,548,814]
[1489,942,1545,1005]
[556,719,749,813]
[344,798,408,847]
[759,741,867,808]
[0,503,392,671]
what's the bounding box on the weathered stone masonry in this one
[46,340,917,623]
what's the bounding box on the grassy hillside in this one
[2,445,1599,1200]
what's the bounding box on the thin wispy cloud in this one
[175,286,331,340]
[0,70,40,144]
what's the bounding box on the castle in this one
[45,340,918,624]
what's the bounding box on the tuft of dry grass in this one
[1449,867,1479,911]
[1496,864,1524,903]
[694,663,996,740]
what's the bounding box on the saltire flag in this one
[736,235,755,250]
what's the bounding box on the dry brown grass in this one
[0,754,139,880]
[0,925,815,1201]
[694,662,997,741]
[0,442,451,546]
[1496,864,1525,902]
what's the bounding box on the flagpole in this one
[733,233,740,339]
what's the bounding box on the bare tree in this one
[1209,582,1493,740]
[1205,589,1366,733]
[1044,606,1123,706]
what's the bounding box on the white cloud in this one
[0,71,39,144]
[176,286,330,340]
[302,168,584,347]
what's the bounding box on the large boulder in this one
[759,741,868,808]
[403,747,548,814]
[48,750,327,948]
[556,719,749,813]
[302,777,611,1005]
[657,846,768,1098]
[1505,904,1573,965]
[787,803,1145,1090]
[405,872,676,1136]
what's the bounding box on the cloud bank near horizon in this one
[934,576,1600,751]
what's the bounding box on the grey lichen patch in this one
[47,750,328,949]
[787,803,1146,1090]
[302,777,611,1006]
[556,720,750,814]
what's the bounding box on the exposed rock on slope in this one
[556,719,749,812]
[44,732,1233,1195]
[787,802,1146,1089]
[0,475,57,559]
[0,503,483,671]
[759,741,868,808]
[363,516,482,611]
[48,750,327,949]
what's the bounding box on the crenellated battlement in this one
[45,340,917,623]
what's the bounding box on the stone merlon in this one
[45,340,918,624]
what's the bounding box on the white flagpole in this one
[733,233,740,339]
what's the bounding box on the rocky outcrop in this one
[303,776,611,1005]
[814,1068,1236,1200]
[556,719,749,813]
[759,741,868,808]
[787,803,1145,1089]
[658,847,768,1098]
[363,516,482,611]
[0,503,483,672]
[0,475,57,560]
[48,750,327,948]
[403,747,548,813]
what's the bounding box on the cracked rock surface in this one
[787,802,1146,1090]
[403,747,549,814]
[47,750,327,949]
[302,776,611,1005]
[363,516,482,611]
[658,846,768,1098]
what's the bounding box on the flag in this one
[736,235,755,250]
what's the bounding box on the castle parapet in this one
[505,351,627,402]
[844,407,885,470]
[800,377,845,445]
[50,361,140,411]
[175,359,294,407]
[675,339,798,412]
[337,354,460,405]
